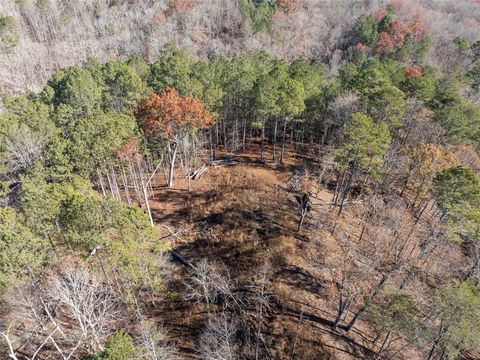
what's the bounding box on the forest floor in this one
[142,143,411,360]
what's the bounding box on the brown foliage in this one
[136,89,213,140]
[404,143,459,201]
[388,20,409,47]
[405,66,422,78]
[445,144,480,172]
[408,13,428,42]
[116,137,141,161]
[276,0,298,13]
[376,32,394,54]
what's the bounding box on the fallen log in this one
[186,164,208,179]
[209,157,237,167]
[185,157,237,180]
[169,249,195,270]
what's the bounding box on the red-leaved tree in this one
[137,89,213,188]
[405,66,422,78]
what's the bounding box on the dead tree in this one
[2,264,122,358]
[199,313,238,360]
[253,262,272,360]
[137,321,178,360]
[183,260,234,313]
[296,192,311,232]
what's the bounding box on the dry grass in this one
[142,145,466,360]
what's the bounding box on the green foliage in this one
[377,14,393,33]
[95,331,136,360]
[240,0,276,33]
[380,59,405,87]
[59,194,120,251]
[20,164,92,242]
[102,60,145,112]
[36,0,50,12]
[19,161,168,290]
[0,94,55,175]
[400,66,437,103]
[47,66,103,123]
[191,60,224,115]
[353,14,378,46]
[84,58,105,84]
[253,71,280,117]
[0,13,17,49]
[433,166,480,242]
[253,62,305,118]
[0,207,50,293]
[0,14,14,30]
[467,61,480,91]
[288,59,323,100]
[431,281,480,359]
[279,77,305,116]
[148,44,199,96]
[220,51,273,97]
[430,77,462,110]
[413,35,431,63]
[453,36,470,54]
[434,102,480,145]
[340,112,391,178]
[66,111,138,176]
[368,287,418,338]
[127,55,150,81]
[1,94,53,135]
[342,60,405,126]
[433,166,480,210]
[108,218,169,292]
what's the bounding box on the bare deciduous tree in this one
[199,313,238,360]
[137,320,178,360]
[2,263,121,359]
[183,260,234,313]
[4,125,45,173]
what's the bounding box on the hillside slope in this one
[0,0,479,92]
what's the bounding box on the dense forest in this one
[1,0,480,359]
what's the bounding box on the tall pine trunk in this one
[260,120,266,162]
[280,117,287,163]
[272,117,278,161]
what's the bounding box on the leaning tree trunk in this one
[333,290,349,330]
[345,273,388,332]
[338,160,358,216]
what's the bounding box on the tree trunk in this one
[167,142,178,189]
[105,169,115,199]
[242,117,247,150]
[345,273,388,332]
[97,169,106,197]
[260,120,266,162]
[272,117,278,161]
[338,159,358,216]
[120,166,131,206]
[139,168,154,227]
[210,127,215,161]
[255,279,266,360]
[280,117,287,163]
[129,161,143,206]
[290,308,304,360]
[110,165,121,201]
[332,291,348,330]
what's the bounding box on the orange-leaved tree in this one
[137,88,213,188]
